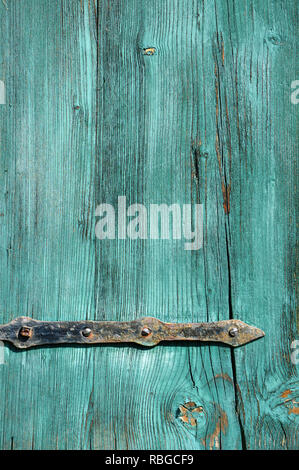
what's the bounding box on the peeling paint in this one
[280,389,292,399]
[288,406,299,415]
[178,402,204,427]
[202,407,228,450]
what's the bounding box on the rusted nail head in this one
[141,327,152,337]
[19,327,33,339]
[82,328,92,337]
[229,327,238,337]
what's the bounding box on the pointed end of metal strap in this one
[229,320,265,347]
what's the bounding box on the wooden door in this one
[0,0,297,450]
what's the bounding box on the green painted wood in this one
[0,0,297,450]
[0,0,98,450]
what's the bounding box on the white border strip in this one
[0,80,5,104]
[0,341,5,365]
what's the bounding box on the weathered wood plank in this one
[0,0,97,449]
[93,0,242,450]
[218,0,299,449]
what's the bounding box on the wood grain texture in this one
[0,0,297,449]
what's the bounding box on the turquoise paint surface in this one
[0,0,297,449]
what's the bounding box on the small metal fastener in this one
[82,328,92,338]
[19,327,33,339]
[141,327,152,337]
[229,327,238,337]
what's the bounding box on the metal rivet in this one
[82,328,92,337]
[19,327,33,339]
[229,327,238,337]
[141,327,152,337]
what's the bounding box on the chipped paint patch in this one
[178,402,204,426]
[202,406,228,450]
[280,389,292,399]
[214,372,233,384]
[288,406,299,415]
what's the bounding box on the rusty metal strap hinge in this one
[0,317,264,349]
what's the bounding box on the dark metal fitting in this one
[82,328,92,337]
[19,327,33,339]
[141,327,152,337]
[229,327,238,337]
